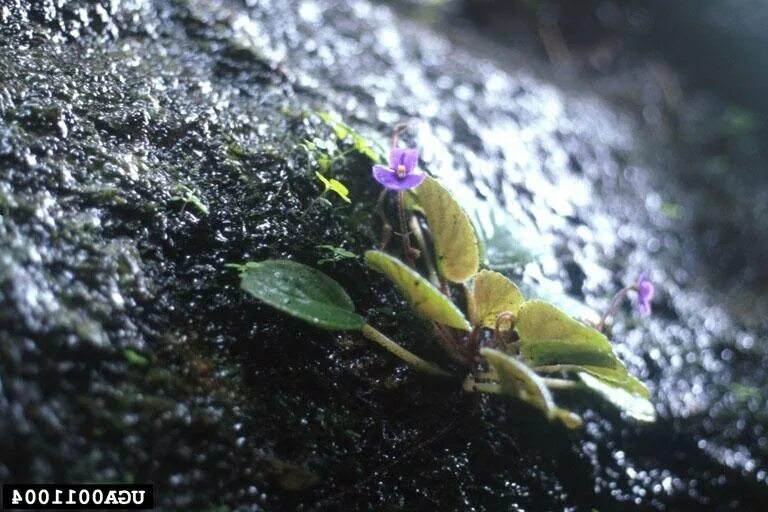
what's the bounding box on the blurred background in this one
[401,0,768,292]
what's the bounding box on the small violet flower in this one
[372,148,426,191]
[635,272,655,316]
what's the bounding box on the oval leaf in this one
[472,270,525,328]
[579,365,650,399]
[364,250,471,331]
[408,176,479,283]
[239,260,365,331]
[516,300,616,368]
[480,348,555,418]
[578,372,656,422]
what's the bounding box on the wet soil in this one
[1,1,767,510]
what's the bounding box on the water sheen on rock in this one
[1,0,767,510]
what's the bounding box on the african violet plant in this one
[231,119,656,428]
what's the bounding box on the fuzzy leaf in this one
[516,300,654,420]
[364,250,471,331]
[402,188,424,213]
[408,176,479,283]
[239,260,365,331]
[480,348,555,418]
[578,372,656,422]
[472,270,525,329]
[516,300,616,368]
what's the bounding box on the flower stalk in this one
[361,324,452,377]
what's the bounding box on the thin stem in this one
[533,364,583,374]
[361,324,452,377]
[491,312,516,350]
[432,322,470,365]
[397,191,416,267]
[466,326,482,358]
[596,285,636,332]
[390,122,410,150]
[409,216,440,288]
[375,189,392,248]
[542,378,578,390]
[464,284,477,325]
[336,146,358,158]
[463,374,502,394]
[300,189,328,220]
[495,312,516,332]
[473,370,498,382]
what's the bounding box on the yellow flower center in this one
[396,164,406,178]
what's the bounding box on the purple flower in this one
[635,272,655,316]
[372,148,426,190]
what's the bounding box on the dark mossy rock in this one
[1,1,767,510]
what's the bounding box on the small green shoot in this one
[316,245,357,264]
[171,184,209,215]
[315,172,351,203]
[301,172,352,220]
[315,111,385,162]
[123,348,149,367]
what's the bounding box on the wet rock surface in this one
[1,0,767,510]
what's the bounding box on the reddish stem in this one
[390,122,409,150]
[596,285,638,332]
[466,327,482,358]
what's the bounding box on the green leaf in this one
[578,372,656,422]
[352,133,383,162]
[123,348,149,367]
[364,250,471,331]
[317,154,332,174]
[516,282,600,325]
[331,122,348,140]
[480,348,555,418]
[408,176,479,283]
[238,260,366,331]
[472,270,525,329]
[516,300,616,368]
[579,365,650,398]
[315,172,351,203]
[402,189,424,213]
[315,111,384,162]
[315,245,357,264]
[515,300,654,420]
[171,184,209,215]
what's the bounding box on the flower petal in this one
[390,169,427,190]
[638,281,654,302]
[635,299,652,316]
[372,164,400,189]
[402,148,419,173]
[389,148,405,169]
[636,272,654,304]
